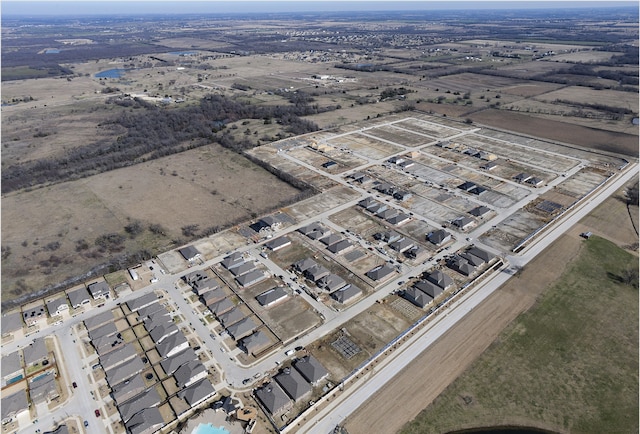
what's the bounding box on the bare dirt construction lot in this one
[343,187,638,434]
[1,144,301,304]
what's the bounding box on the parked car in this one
[94,409,100,417]
[285,349,295,356]
[295,346,304,351]
[72,382,77,388]
[83,421,88,428]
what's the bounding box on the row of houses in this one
[184,265,274,357]
[436,141,497,162]
[403,269,455,309]
[1,337,57,424]
[85,293,216,434]
[220,252,268,288]
[297,223,355,255]
[292,257,363,304]
[254,354,329,416]
[374,230,428,262]
[1,281,112,334]
[358,197,411,226]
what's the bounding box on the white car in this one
[285,349,295,356]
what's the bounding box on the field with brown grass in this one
[1,144,301,305]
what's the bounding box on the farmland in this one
[1,6,637,311]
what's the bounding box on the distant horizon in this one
[2,1,638,17]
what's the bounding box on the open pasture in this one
[1,144,301,302]
[534,85,639,110]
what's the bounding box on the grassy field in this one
[400,236,638,434]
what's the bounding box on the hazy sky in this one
[2,1,638,16]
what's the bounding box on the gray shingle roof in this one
[1,312,23,335]
[178,378,216,407]
[256,287,288,307]
[255,381,292,415]
[275,368,312,401]
[331,285,362,304]
[293,355,329,385]
[235,269,266,287]
[112,374,145,406]
[217,307,246,326]
[403,286,434,308]
[160,348,198,376]
[241,330,271,355]
[1,389,28,420]
[23,338,47,365]
[174,360,206,388]
[118,387,161,422]
[84,310,115,331]
[127,293,158,312]
[426,270,454,289]
[124,407,164,434]
[414,279,445,298]
[99,344,137,372]
[67,287,90,308]
[106,357,145,388]
[226,316,259,341]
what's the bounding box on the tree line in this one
[2,93,326,193]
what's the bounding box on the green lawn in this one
[401,236,639,434]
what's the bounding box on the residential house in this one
[319,233,342,247]
[87,281,110,300]
[275,368,312,402]
[178,245,201,262]
[265,236,291,251]
[327,239,353,254]
[148,323,180,345]
[317,274,347,292]
[386,212,411,226]
[374,231,402,244]
[240,330,271,356]
[1,312,23,337]
[331,285,362,304]
[23,338,48,367]
[229,261,255,276]
[45,296,69,318]
[29,374,59,404]
[465,246,495,263]
[99,344,137,372]
[105,357,145,388]
[256,287,288,307]
[469,205,491,218]
[403,286,434,308]
[112,375,145,406]
[22,303,47,327]
[366,264,395,281]
[1,389,29,424]
[448,256,476,276]
[293,258,317,274]
[514,173,531,183]
[84,310,115,332]
[160,348,198,376]
[293,355,329,385]
[174,360,207,388]
[156,333,189,359]
[304,264,330,282]
[124,407,164,434]
[217,307,246,327]
[67,287,91,309]
[425,270,454,290]
[226,316,259,341]
[221,252,244,270]
[235,269,267,288]
[118,387,162,422]
[414,280,444,299]
[451,216,475,230]
[127,293,158,313]
[427,229,451,246]
[1,352,23,388]
[178,378,216,407]
[376,208,398,220]
[208,298,235,316]
[388,237,414,253]
[255,381,292,415]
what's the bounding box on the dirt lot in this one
[343,187,638,434]
[469,109,639,156]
